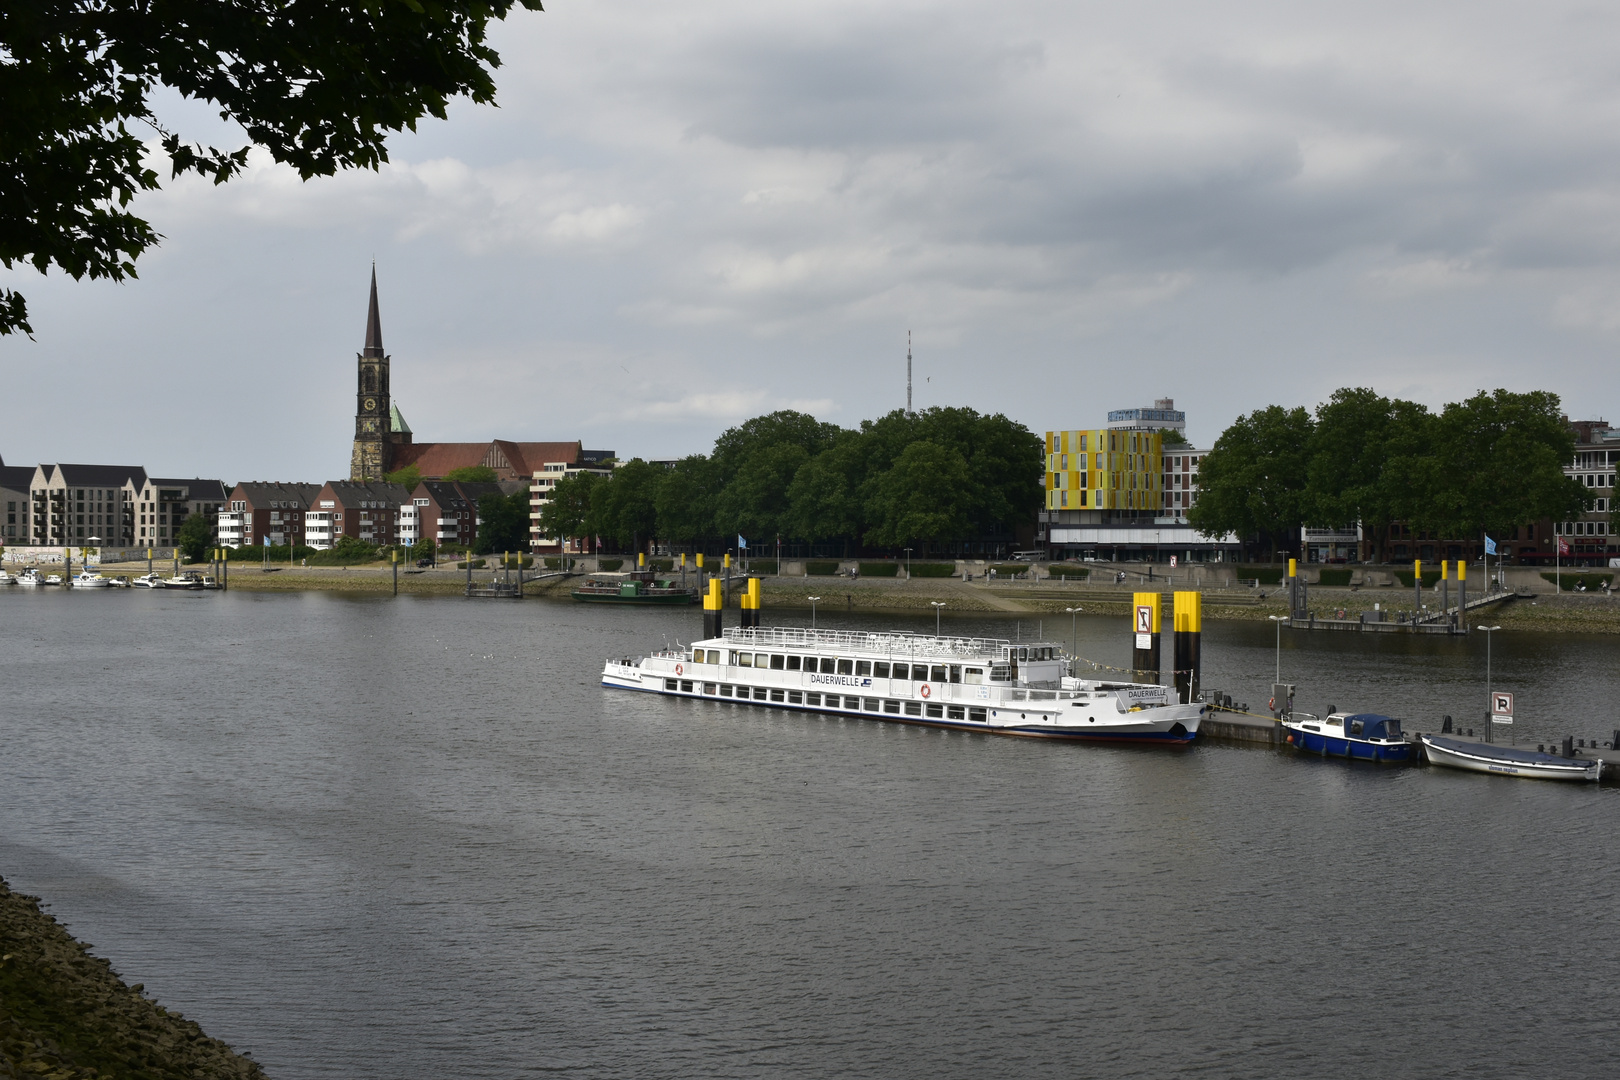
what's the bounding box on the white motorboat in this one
[69,570,112,588]
[14,568,42,587]
[1421,734,1603,782]
[159,572,204,590]
[0,569,13,585]
[603,625,1205,744]
[42,573,63,586]
[131,572,163,588]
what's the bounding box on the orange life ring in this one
[675,663,684,676]
[1268,696,1275,710]
[920,684,932,699]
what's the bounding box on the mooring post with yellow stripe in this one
[741,576,762,628]
[1287,557,1298,619]
[1456,559,1466,632]
[1440,559,1450,619]
[1173,591,1201,704]
[1131,591,1161,683]
[703,577,724,639]
[1413,558,1422,616]
[723,552,732,610]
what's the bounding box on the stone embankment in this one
[94,560,1620,632]
[0,877,266,1078]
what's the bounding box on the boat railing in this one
[720,625,1062,661]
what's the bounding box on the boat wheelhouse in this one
[602,625,1204,743]
[1284,712,1410,762]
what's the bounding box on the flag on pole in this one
[1484,535,1497,556]
[737,535,748,549]
[1558,536,1571,556]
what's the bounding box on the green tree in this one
[1189,405,1314,557]
[590,458,659,549]
[474,491,529,554]
[444,465,498,483]
[1304,388,1434,562]
[862,440,973,553]
[1409,389,1590,540]
[653,456,720,547]
[715,442,810,540]
[710,411,841,483]
[174,510,213,562]
[1,0,544,337]
[383,464,422,491]
[1159,428,1190,447]
[330,535,377,562]
[539,471,600,546]
[783,441,863,546]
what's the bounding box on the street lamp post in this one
[808,596,821,629]
[904,548,913,578]
[930,600,945,636]
[1267,614,1288,686]
[1478,624,1501,743]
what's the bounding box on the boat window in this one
[964,667,984,684]
[820,657,836,674]
[1350,719,1364,735]
[904,701,922,716]
[990,664,1011,681]
[806,693,821,706]
[855,661,872,677]
[949,665,961,684]
[692,649,706,664]
[770,654,785,670]
[930,665,947,683]
[786,656,802,671]
[891,662,909,680]
[874,661,891,678]
[837,659,854,676]
[737,653,752,667]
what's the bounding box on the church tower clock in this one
[350,267,391,481]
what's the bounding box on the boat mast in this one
[906,330,912,417]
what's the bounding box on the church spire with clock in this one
[350,266,393,481]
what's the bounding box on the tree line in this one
[1187,388,1594,558]
[539,408,1044,556]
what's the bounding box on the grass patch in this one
[1541,572,1613,590]
[1047,565,1091,580]
[988,563,1031,577]
[1238,566,1286,585]
[858,561,900,576]
[806,561,841,575]
[910,562,957,578]
[1318,569,1352,587]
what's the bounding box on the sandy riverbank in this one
[0,877,266,1078]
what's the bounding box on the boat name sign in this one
[811,674,874,688]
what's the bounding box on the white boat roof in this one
[710,625,1062,663]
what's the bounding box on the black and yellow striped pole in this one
[1173,591,1201,704]
[1440,559,1450,618]
[1457,558,1466,631]
[1413,558,1422,615]
[1131,591,1161,683]
[723,552,732,610]
[703,577,724,639]
[740,576,762,628]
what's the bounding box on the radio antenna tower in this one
[906,330,913,416]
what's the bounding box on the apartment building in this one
[29,464,147,546]
[529,449,615,552]
[219,483,323,548]
[1,463,33,544]
[303,481,414,550]
[131,477,228,546]
[407,479,527,551]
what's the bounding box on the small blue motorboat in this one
[1284,712,1410,762]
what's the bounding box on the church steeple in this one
[362,264,384,358]
[350,266,393,481]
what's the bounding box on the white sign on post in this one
[1491,691,1513,725]
[1135,606,1153,633]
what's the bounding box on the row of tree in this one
[539,408,1044,555]
[1187,388,1594,558]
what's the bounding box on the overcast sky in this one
[5,0,1620,481]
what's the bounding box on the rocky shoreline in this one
[0,877,265,1079]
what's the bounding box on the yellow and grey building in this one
[1044,428,1163,512]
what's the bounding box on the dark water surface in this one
[1,589,1617,1079]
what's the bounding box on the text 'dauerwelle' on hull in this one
[601,625,1204,743]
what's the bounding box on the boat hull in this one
[601,665,1201,744]
[1286,726,1410,762]
[572,590,697,605]
[1421,735,1602,782]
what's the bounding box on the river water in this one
[1,589,1617,1079]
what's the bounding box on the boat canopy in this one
[1342,713,1401,740]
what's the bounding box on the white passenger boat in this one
[602,626,1204,743]
[14,568,42,587]
[69,570,112,588]
[1420,735,1603,782]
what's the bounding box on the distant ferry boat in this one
[572,570,698,605]
[602,626,1204,743]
